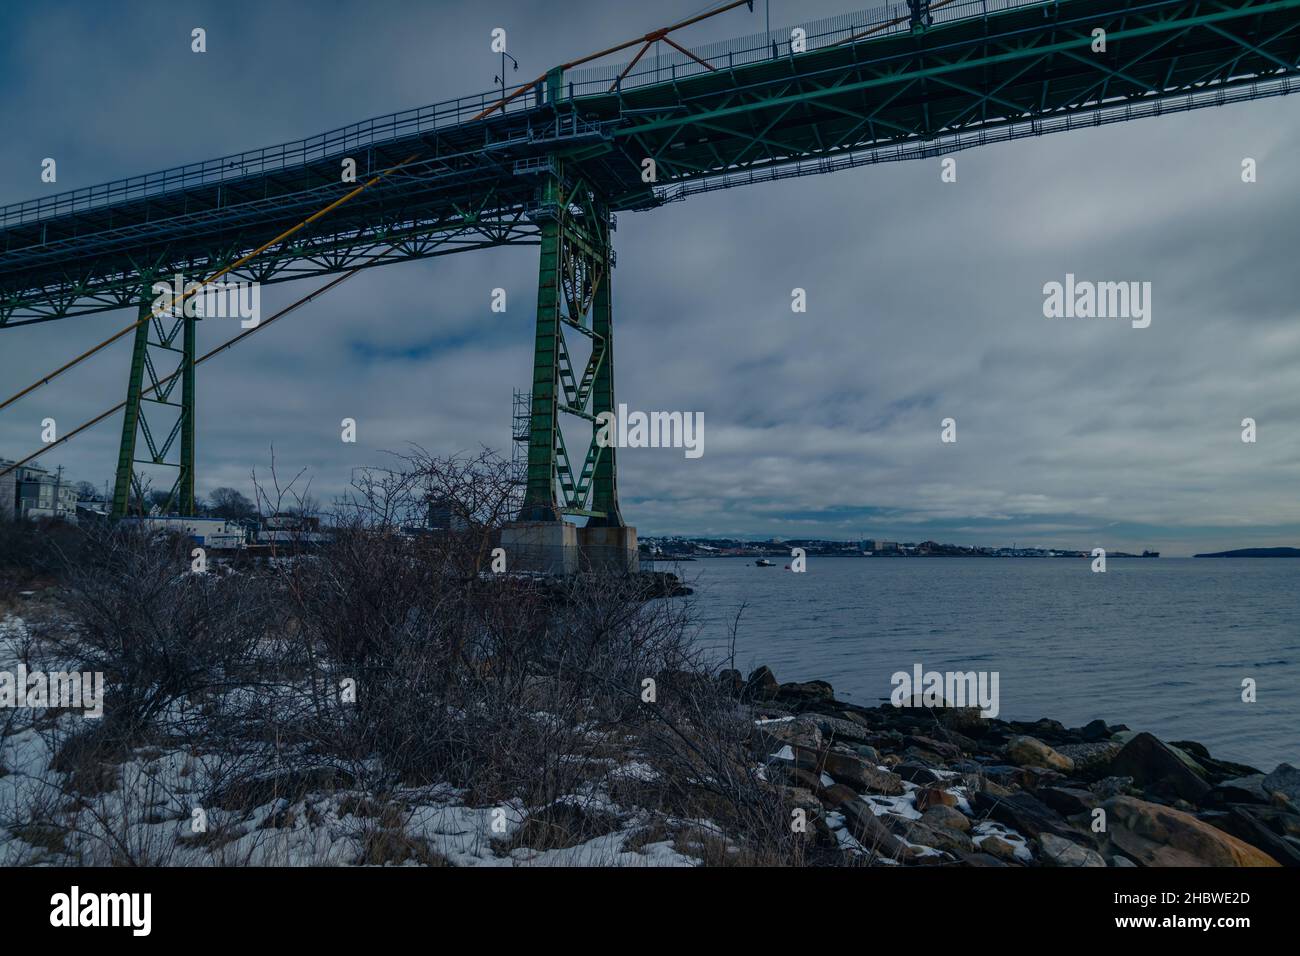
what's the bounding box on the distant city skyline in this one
[5,448,1282,558]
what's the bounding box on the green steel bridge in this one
[1,0,1298,526]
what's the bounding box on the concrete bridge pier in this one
[500,520,638,575]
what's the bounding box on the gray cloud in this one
[2,1,1298,555]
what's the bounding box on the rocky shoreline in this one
[5,574,1296,867]
[734,665,1299,866]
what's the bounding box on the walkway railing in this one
[0,82,545,229]
[0,0,1159,229]
[567,0,1047,95]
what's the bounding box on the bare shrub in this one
[0,517,86,595]
[274,449,812,863]
[0,449,819,866]
[49,525,270,742]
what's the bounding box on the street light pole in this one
[495,50,519,105]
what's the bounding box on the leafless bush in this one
[0,517,87,595]
[48,525,271,743]
[0,449,817,866]
[274,449,812,862]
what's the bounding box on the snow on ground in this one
[2,607,1021,868]
[0,612,710,867]
[972,821,1035,862]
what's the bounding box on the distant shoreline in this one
[641,539,1163,560]
[1193,547,1300,558]
[645,552,1166,560]
[644,550,1300,563]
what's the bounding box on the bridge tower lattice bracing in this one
[518,164,624,527]
[110,281,197,518]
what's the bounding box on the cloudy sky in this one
[2,0,1298,556]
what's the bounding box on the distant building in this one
[10,462,78,522]
[0,460,15,522]
[865,539,898,553]
[427,499,469,532]
[256,512,328,548]
[263,512,320,532]
[76,497,110,524]
[119,515,246,549]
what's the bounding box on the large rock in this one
[743,666,779,700]
[895,762,943,785]
[1171,740,1261,780]
[821,751,905,795]
[939,706,992,737]
[718,669,744,696]
[1203,806,1300,867]
[850,744,883,764]
[1108,733,1211,804]
[820,783,861,810]
[905,735,961,760]
[1250,806,1300,839]
[1263,764,1300,805]
[914,787,959,811]
[1039,786,1101,818]
[811,714,875,746]
[978,835,1023,863]
[1102,796,1280,867]
[972,790,1079,841]
[776,765,825,793]
[921,805,971,833]
[977,775,1015,798]
[777,680,835,704]
[900,820,974,855]
[1209,775,1270,805]
[1092,776,1135,799]
[1081,718,1113,741]
[1038,832,1107,867]
[832,792,907,859]
[776,785,823,819]
[753,715,822,752]
[1055,741,1122,775]
[1006,735,1075,772]
[764,743,822,775]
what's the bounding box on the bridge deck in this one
[2,0,1298,325]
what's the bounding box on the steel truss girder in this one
[596,0,1300,203]
[0,108,621,326]
[1,210,541,327]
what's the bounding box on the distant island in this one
[1193,547,1300,558]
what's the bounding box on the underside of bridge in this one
[0,0,1297,566]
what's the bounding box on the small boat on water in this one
[755,558,775,567]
